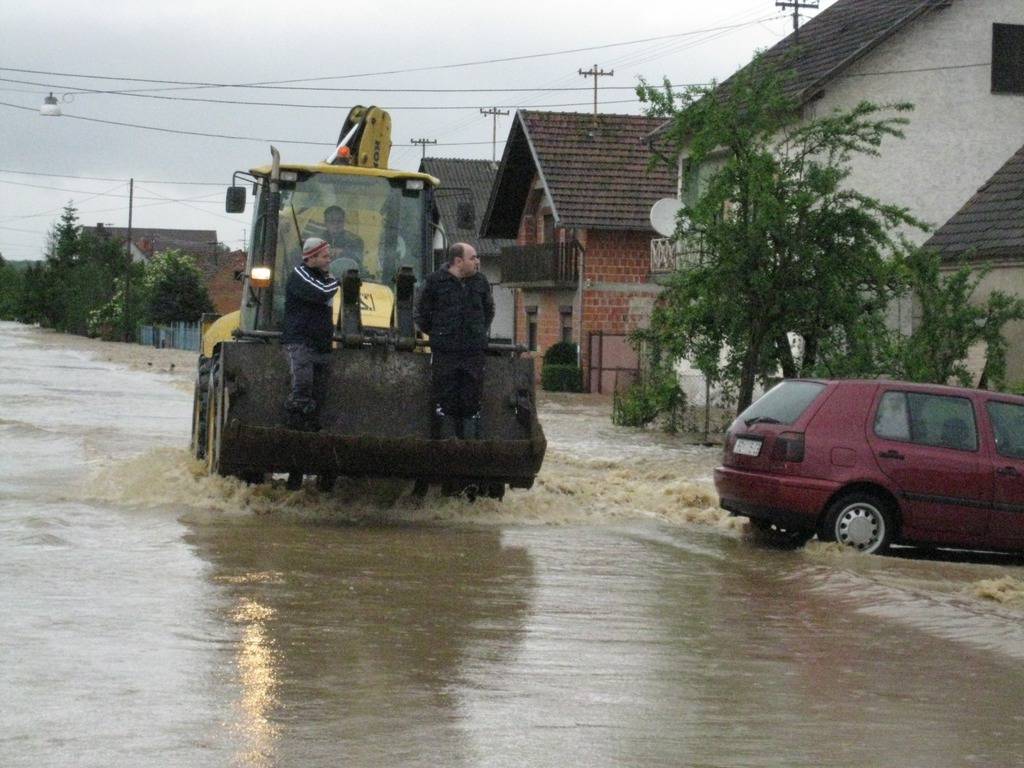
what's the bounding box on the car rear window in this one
[736,381,826,427]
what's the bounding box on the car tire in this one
[749,518,813,549]
[823,493,894,555]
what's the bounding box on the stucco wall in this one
[806,0,1024,239]
[940,259,1024,387]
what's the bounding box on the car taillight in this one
[771,432,805,462]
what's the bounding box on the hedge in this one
[541,363,583,392]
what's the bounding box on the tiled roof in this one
[482,110,676,238]
[82,225,219,257]
[419,157,514,256]
[924,143,1024,261]
[651,0,950,140]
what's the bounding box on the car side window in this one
[986,401,1024,459]
[874,392,910,440]
[874,391,978,451]
[909,392,978,451]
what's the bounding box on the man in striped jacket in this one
[281,237,339,432]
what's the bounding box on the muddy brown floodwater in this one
[3,321,1024,768]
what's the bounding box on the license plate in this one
[733,437,762,457]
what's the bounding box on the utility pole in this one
[124,177,134,342]
[578,64,614,115]
[479,107,509,162]
[410,138,437,159]
[775,0,818,46]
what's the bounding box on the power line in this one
[2,80,663,111]
[0,98,650,146]
[0,168,223,186]
[0,19,776,93]
[0,177,222,201]
[0,75,703,97]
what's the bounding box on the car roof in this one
[798,377,1024,404]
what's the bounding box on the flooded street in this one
[4,320,1024,768]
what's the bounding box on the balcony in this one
[650,235,704,273]
[499,241,582,287]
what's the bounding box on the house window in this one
[526,307,538,352]
[559,305,573,343]
[543,214,555,244]
[992,23,1024,95]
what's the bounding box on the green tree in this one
[0,255,24,320]
[637,54,922,413]
[891,250,1024,390]
[141,249,213,325]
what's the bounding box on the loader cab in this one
[239,165,436,333]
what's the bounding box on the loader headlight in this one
[405,179,425,191]
[250,266,272,288]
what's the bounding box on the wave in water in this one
[81,446,736,530]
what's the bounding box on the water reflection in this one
[231,598,280,768]
[185,518,535,767]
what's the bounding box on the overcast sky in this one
[0,0,834,260]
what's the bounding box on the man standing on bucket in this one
[415,242,495,439]
[281,237,339,432]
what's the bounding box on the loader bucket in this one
[207,341,545,489]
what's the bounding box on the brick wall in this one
[202,250,247,316]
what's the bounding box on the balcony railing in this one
[499,240,583,287]
[650,235,704,273]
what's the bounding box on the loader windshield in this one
[251,171,431,325]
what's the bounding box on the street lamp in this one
[40,93,62,117]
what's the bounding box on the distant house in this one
[482,110,675,391]
[198,249,247,316]
[81,224,219,264]
[923,142,1024,385]
[661,0,1024,334]
[419,157,516,343]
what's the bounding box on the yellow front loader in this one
[189,107,545,496]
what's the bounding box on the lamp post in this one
[41,93,134,341]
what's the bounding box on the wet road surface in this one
[3,321,1024,767]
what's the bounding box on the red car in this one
[714,379,1024,554]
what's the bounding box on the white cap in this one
[302,237,329,258]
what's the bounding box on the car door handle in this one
[996,466,1021,478]
[878,450,904,460]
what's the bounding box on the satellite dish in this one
[650,197,684,237]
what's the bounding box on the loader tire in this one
[190,356,211,460]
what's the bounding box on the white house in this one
[654,0,1024,397]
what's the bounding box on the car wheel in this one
[824,493,894,554]
[749,518,812,549]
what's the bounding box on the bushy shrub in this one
[612,367,686,431]
[543,342,578,365]
[542,363,583,392]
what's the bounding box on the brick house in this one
[419,157,516,343]
[199,249,247,316]
[81,223,242,315]
[82,224,219,264]
[481,110,675,391]
[923,142,1024,386]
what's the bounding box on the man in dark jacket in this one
[415,242,495,438]
[281,237,339,431]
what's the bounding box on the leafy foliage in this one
[542,341,579,365]
[637,53,922,413]
[541,363,583,392]
[140,249,213,325]
[889,250,1024,389]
